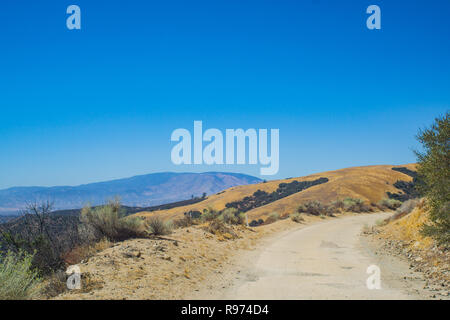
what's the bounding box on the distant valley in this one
[0,172,261,215]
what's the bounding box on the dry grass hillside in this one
[380,199,434,249]
[136,164,417,222]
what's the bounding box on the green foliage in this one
[0,250,42,300]
[200,208,219,222]
[217,208,244,225]
[415,112,450,246]
[81,199,145,241]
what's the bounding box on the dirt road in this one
[200,213,430,300]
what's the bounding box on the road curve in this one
[218,213,425,300]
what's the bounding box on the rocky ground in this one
[364,225,449,299]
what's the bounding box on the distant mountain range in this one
[0,172,262,215]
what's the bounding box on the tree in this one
[415,112,450,246]
[0,201,70,273]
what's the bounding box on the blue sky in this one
[0,0,449,189]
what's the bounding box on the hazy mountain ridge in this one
[0,172,261,215]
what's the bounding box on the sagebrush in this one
[80,199,145,241]
[0,250,42,300]
[147,216,172,236]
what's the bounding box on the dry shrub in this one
[331,198,371,213]
[381,200,434,248]
[174,208,246,229]
[173,215,196,228]
[264,212,280,224]
[81,200,145,241]
[290,212,304,223]
[0,202,70,274]
[296,198,372,216]
[41,270,67,298]
[203,220,237,239]
[147,216,172,236]
[378,198,402,210]
[80,272,104,293]
[297,201,329,216]
[42,271,104,298]
[385,198,420,223]
[62,238,112,266]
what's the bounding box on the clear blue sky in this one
[0,0,449,189]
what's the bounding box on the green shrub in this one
[415,112,450,246]
[422,202,450,245]
[80,199,145,241]
[219,208,237,224]
[217,208,245,225]
[200,208,219,222]
[147,216,172,236]
[0,251,42,300]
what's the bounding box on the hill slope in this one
[136,164,417,221]
[0,172,261,215]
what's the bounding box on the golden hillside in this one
[136,164,417,221]
[380,199,433,249]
